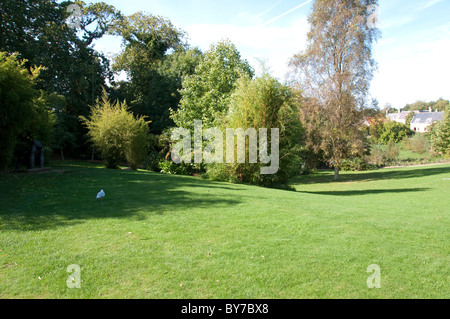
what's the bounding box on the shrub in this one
[367,143,399,167]
[404,134,431,154]
[366,144,386,167]
[145,151,165,172]
[80,89,151,169]
[341,158,376,171]
[384,142,400,163]
[158,160,193,175]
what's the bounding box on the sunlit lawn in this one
[0,161,449,298]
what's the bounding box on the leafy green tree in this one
[80,89,151,169]
[432,99,449,112]
[430,108,450,156]
[403,101,428,112]
[0,53,41,169]
[377,121,411,145]
[171,39,254,132]
[0,52,56,169]
[403,99,449,112]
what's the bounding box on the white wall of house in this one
[411,123,431,133]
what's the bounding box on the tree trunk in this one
[334,166,340,181]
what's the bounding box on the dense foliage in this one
[206,73,304,187]
[375,121,412,145]
[111,12,202,134]
[0,53,54,169]
[171,39,254,132]
[80,90,150,169]
[430,107,450,156]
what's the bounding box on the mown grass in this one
[0,161,449,299]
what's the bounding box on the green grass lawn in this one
[0,161,449,299]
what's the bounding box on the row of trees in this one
[0,0,381,184]
[0,0,203,170]
[166,0,383,182]
[169,40,303,186]
[2,0,448,184]
[402,99,449,112]
[0,0,121,167]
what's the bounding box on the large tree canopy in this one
[112,12,201,133]
[0,0,122,158]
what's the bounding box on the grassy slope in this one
[0,162,449,299]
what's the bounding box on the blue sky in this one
[90,0,450,109]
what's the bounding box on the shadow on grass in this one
[291,165,450,185]
[297,187,429,196]
[0,165,242,231]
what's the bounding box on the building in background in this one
[410,111,444,133]
[387,108,444,133]
[386,109,413,125]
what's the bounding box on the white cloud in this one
[415,0,444,11]
[185,18,309,81]
[371,26,450,108]
[261,0,312,27]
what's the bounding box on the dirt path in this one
[383,162,450,169]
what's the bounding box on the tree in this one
[362,98,381,117]
[382,103,396,115]
[289,0,380,180]
[0,52,56,170]
[368,113,387,142]
[112,12,199,133]
[403,101,428,112]
[433,99,450,112]
[0,0,122,158]
[376,121,411,145]
[80,89,151,169]
[405,111,415,127]
[403,99,449,112]
[223,73,304,186]
[430,107,450,156]
[0,53,41,169]
[171,39,254,132]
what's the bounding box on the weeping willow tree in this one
[290,0,380,180]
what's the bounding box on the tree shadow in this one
[291,165,450,185]
[0,166,243,232]
[297,187,429,196]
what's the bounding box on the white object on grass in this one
[96,190,105,200]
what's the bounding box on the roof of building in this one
[387,111,412,121]
[411,112,444,125]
